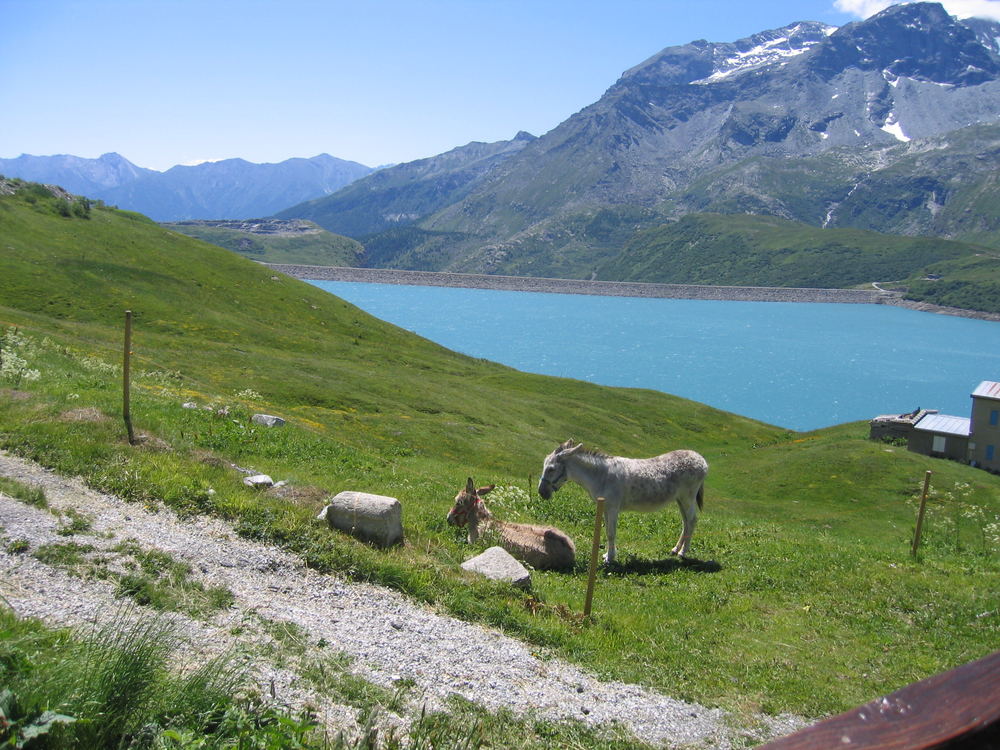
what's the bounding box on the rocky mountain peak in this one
[620,21,835,87]
[809,1,1000,85]
[962,17,1000,55]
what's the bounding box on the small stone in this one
[461,546,531,589]
[243,474,274,488]
[252,414,286,427]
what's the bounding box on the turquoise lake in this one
[309,280,1000,432]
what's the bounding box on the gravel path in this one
[0,451,804,748]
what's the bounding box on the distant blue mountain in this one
[0,152,156,196]
[0,152,373,221]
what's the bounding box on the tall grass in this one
[0,606,319,749]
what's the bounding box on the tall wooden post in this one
[123,310,136,445]
[911,470,932,557]
[584,496,605,618]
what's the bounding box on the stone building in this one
[869,380,1000,473]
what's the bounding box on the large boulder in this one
[461,546,531,589]
[317,491,403,547]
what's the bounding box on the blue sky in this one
[1,0,998,171]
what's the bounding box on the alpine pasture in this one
[2,182,998,733]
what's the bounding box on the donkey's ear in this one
[559,439,575,450]
[465,477,475,492]
[477,484,495,496]
[561,441,583,456]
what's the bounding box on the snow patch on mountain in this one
[881,112,910,142]
[693,22,836,84]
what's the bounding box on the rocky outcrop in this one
[172,219,321,237]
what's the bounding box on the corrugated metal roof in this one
[972,381,1000,400]
[915,413,971,436]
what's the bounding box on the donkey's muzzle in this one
[537,480,552,500]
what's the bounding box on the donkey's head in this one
[537,440,582,499]
[446,477,494,528]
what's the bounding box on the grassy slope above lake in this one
[597,213,1000,310]
[1,180,998,722]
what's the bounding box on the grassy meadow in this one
[2,181,999,737]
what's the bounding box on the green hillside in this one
[2,179,998,731]
[904,251,1000,312]
[596,213,1000,309]
[162,218,363,266]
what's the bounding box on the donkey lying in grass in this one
[538,440,708,563]
[447,478,576,571]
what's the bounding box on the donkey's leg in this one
[671,490,699,558]
[603,502,621,564]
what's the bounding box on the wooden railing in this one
[759,650,1000,749]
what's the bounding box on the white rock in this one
[317,491,403,547]
[243,474,274,488]
[252,414,286,427]
[461,546,531,589]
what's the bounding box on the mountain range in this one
[0,152,372,222]
[275,2,1000,277]
[4,2,1000,289]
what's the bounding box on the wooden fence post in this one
[911,470,932,557]
[584,496,605,618]
[123,310,136,445]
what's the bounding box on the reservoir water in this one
[309,280,1000,431]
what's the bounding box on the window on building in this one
[990,410,999,426]
[932,435,946,453]
[988,445,996,462]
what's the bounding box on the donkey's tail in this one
[696,483,704,511]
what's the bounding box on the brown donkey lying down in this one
[447,478,576,571]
